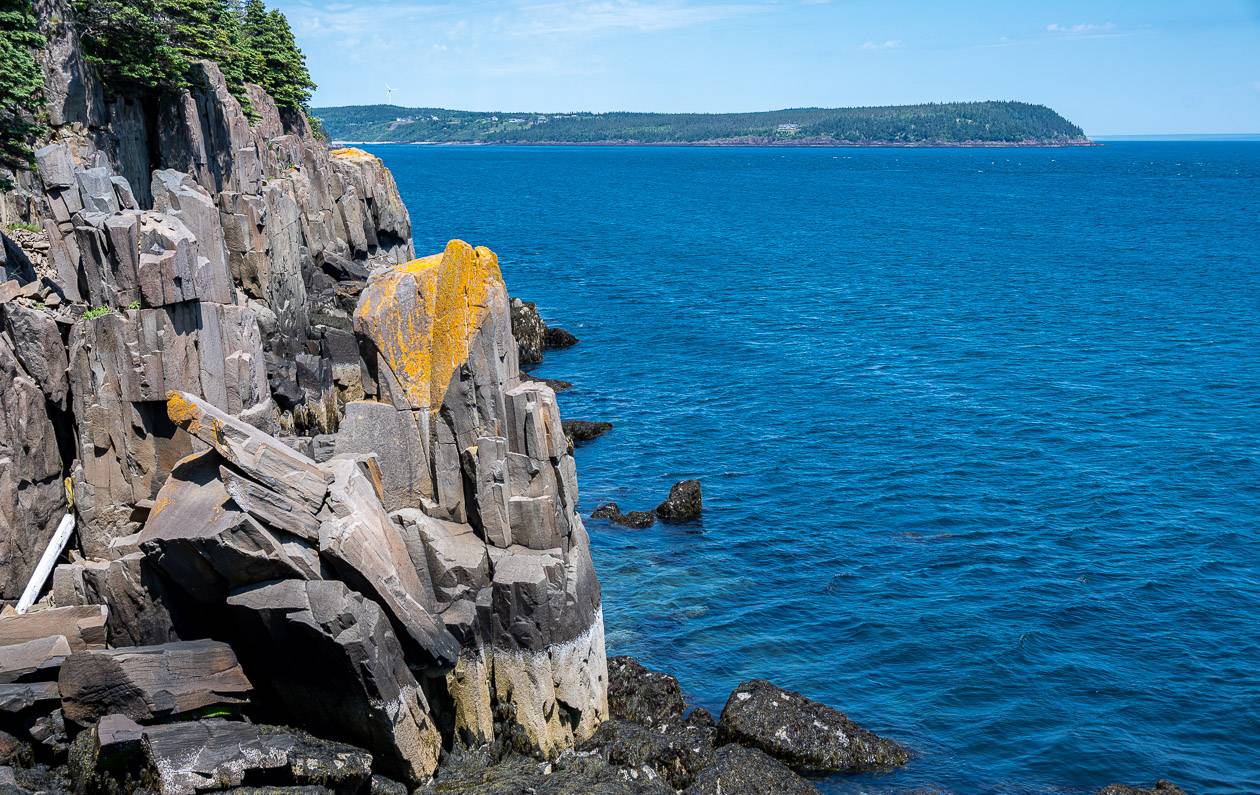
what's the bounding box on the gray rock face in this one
[683,745,818,795]
[417,747,674,795]
[717,679,908,774]
[58,639,251,725]
[0,328,65,600]
[226,579,441,784]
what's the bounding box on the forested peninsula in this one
[312,101,1092,147]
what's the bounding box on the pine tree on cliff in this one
[0,0,47,187]
[241,0,314,109]
[74,0,188,91]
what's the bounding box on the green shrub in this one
[82,305,112,319]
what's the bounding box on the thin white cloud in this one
[513,1,774,36]
[1046,22,1117,36]
[859,39,903,50]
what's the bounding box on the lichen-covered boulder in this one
[717,679,908,773]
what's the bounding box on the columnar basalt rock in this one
[2,8,614,785]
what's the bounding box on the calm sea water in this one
[367,143,1260,795]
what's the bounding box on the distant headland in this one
[312,101,1093,147]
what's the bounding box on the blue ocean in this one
[368,143,1260,794]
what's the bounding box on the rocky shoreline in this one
[0,2,1178,793]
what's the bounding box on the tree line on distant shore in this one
[312,101,1088,146]
[0,0,315,186]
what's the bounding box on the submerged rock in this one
[564,420,613,447]
[683,745,818,795]
[592,503,656,529]
[544,326,579,349]
[521,373,573,393]
[1097,782,1187,795]
[717,679,908,773]
[655,480,702,523]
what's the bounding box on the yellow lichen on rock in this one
[329,147,379,162]
[354,240,504,411]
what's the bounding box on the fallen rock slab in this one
[135,720,371,795]
[58,639,251,725]
[0,636,70,684]
[717,679,907,774]
[655,480,702,524]
[0,606,107,652]
[226,579,441,784]
[0,681,60,716]
[683,745,818,795]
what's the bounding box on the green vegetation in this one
[74,0,315,109]
[0,0,46,188]
[82,305,112,319]
[312,101,1089,146]
[6,221,43,233]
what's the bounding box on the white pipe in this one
[15,514,75,615]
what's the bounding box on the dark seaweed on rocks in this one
[718,679,909,774]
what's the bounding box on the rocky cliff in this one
[0,0,605,785]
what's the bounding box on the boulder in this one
[0,607,107,652]
[417,746,673,795]
[1097,782,1187,795]
[331,400,432,511]
[58,639,251,725]
[655,480,702,524]
[717,679,908,773]
[683,745,818,795]
[226,579,442,784]
[607,657,685,728]
[579,718,714,791]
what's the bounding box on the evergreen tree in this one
[74,0,187,91]
[0,0,47,187]
[242,0,314,109]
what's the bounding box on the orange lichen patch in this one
[354,240,504,412]
[329,147,379,162]
[166,391,202,435]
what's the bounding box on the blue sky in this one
[273,0,1260,135]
